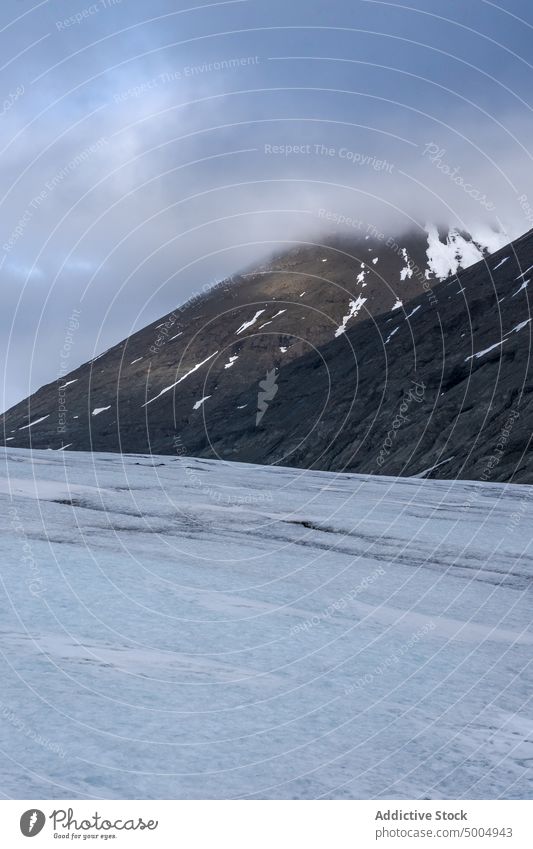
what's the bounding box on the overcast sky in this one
[1,0,532,409]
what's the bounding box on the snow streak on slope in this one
[236,310,265,335]
[18,415,50,431]
[0,448,532,800]
[142,352,219,407]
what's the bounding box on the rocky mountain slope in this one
[3,224,530,483]
[205,230,533,484]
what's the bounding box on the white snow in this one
[512,280,529,297]
[192,396,211,411]
[92,406,111,416]
[507,318,532,335]
[400,247,414,281]
[356,263,368,286]
[236,404,247,409]
[5,437,14,441]
[224,356,239,370]
[334,295,367,337]
[385,326,399,344]
[372,257,378,264]
[410,456,455,478]
[260,308,287,329]
[130,357,143,365]
[425,225,506,281]
[426,225,481,280]
[493,257,509,271]
[143,351,219,407]
[236,310,264,334]
[280,346,287,353]
[405,305,421,320]
[169,332,183,341]
[469,224,508,254]
[465,340,506,361]
[1,447,532,799]
[59,379,78,389]
[299,292,306,298]
[392,299,403,310]
[321,258,327,262]
[18,415,50,431]
[516,265,533,280]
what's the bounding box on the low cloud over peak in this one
[1,0,532,409]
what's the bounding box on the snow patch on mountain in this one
[193,396,211,410]
[335,295,367,337]
[405,305,421,320]
[236,310,264,335]
[143,351,219,407]
[493,257,509,271]
[356,263,367,285]
[19,415,50,431]
[425,225,508,281]
[516,265,533,280]
[512,280,529,297]
[400,248,414,281]
[465,340,506,361]
[507,318,532,334]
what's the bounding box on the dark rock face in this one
[3,227,532,484]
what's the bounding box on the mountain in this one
[1,446,532,798]
[3,224,531,483]
[202,227,533,484]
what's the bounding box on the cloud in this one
[1,0,532,409]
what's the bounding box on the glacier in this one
[0,447,532,799]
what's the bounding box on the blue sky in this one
[1,0,532,408]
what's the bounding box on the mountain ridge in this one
[2,224,531,483]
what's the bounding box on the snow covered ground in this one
[0,447,532,799]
